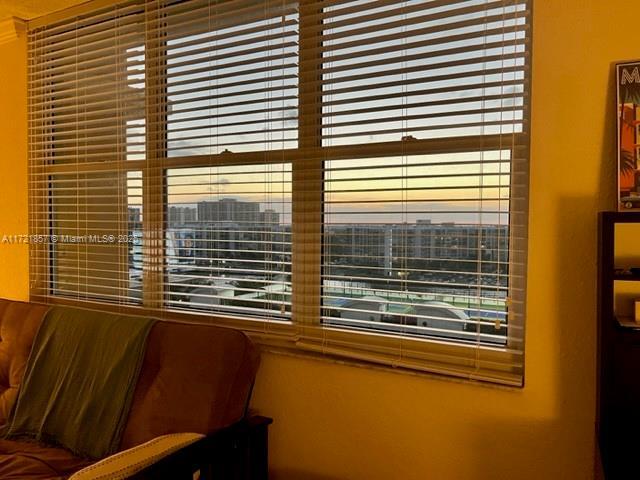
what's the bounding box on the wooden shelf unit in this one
[612,273,640,281]
[597,211,640,479]
[615,315,640,329]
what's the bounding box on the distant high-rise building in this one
[325,221,509,278]
[260,209,280,225]
[197,198,261,223]
[168,206,196,224]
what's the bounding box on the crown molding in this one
[0,17,26,46]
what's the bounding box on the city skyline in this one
[132,198,510,226]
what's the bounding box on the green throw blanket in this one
[3,306,156,459]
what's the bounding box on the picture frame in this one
[617,60,640,210]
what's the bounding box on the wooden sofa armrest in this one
[130,416,272,480]
[69,416,272,480]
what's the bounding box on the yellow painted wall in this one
[0,33,28,301]
[0,0,637,478]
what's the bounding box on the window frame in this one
[28,0,531,386]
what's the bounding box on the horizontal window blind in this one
[165,0,299,157]
[29,168,143,304]
[165,164,292,319]
[311,0,529,384]
[28,0,530,386]
[323,152,515,345]
[28,1,146,305]
[320,0,528,145]
[28,1,146,165]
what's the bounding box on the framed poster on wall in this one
[618,61,640,210]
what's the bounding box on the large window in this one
[28,0,530,385]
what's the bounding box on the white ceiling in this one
[0,0,88,21]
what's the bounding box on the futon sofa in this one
[0,298,270,479]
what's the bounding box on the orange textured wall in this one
[0,0,638,478]
[0,33,28,301]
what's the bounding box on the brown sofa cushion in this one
[120,320,260,450]
[0,439,91,479]
[0,300,48,426]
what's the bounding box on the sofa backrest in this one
[0,299,48,426]
[0,299,260,452]
[119,319,260,450]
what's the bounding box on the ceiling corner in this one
[0,17,26,46]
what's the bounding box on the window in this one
[323,152,511,345]
[28,0,530,385]
[165,164,292,318]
